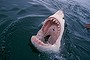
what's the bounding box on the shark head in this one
[31,10,65,53]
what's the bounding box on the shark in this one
[31,10,65,53]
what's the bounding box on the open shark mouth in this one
[36,17,61,45]
[31,10,65,52]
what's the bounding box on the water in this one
[0,0,90,60]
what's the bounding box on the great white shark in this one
[31,10,65,53]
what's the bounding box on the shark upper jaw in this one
[31,10,65,53]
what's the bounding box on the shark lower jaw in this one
[31,17,61,46]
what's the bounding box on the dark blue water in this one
[0,0,90,60]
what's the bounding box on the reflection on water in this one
[0,0,90,60]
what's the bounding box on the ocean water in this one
[0,0,90,60]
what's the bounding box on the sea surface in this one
[0,0,90,60]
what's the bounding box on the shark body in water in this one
[31,10,65,53]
